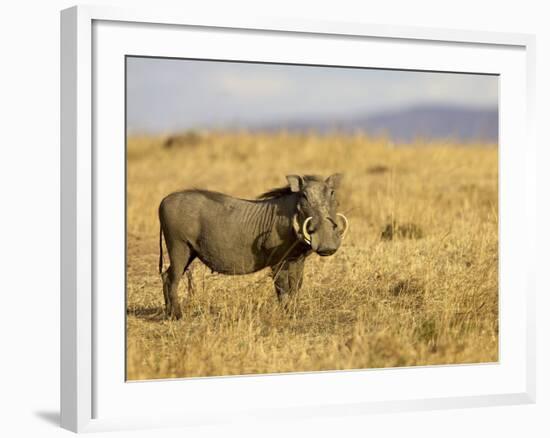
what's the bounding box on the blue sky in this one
[126,57,498,134]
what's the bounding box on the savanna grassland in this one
[126,131,498,380]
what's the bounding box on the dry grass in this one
[126,131,498,380]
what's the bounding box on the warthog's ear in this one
[326,173,343,190]
[286,175,304,192]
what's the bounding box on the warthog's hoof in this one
[166,307,183,320]
[277,294,298,314]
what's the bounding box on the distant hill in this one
[258,105,498,143]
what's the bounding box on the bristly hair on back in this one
[257,175,324,199]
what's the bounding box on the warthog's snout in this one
[301,214,348,256]
[317,247,337,257]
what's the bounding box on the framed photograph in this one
[60,5,536,433]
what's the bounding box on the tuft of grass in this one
[163,130,205,149]
[381,221,424,240]
[126,131,498,380]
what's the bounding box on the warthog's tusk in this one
[302,216,313,245]
[337,213,349,239]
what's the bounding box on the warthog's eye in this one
[330,190,335,197]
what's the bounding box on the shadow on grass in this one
[127,306,165,321]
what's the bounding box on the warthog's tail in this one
[159,224,164,274]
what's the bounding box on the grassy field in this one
[126,131,498,380]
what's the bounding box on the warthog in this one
[158,174,349,319]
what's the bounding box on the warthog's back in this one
[159,189,288,274]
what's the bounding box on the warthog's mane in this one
[257,175,324,199]
[183,175,324,202]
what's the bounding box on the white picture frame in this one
[60,5,536,433]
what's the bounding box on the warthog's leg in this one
[163,240,196,320]
[161,270,170,315]
[186,268,195,297]
[272,258,305,309]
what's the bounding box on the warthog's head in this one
[288,174,349,256]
